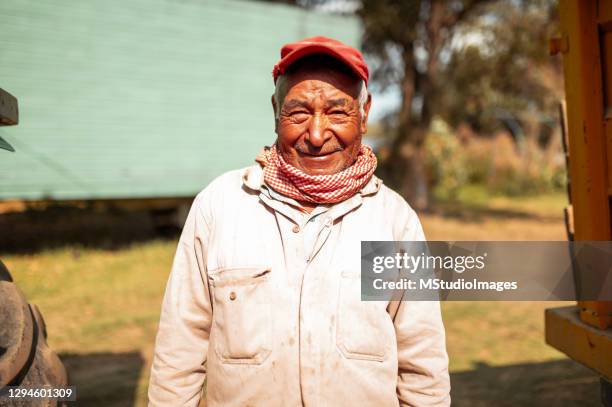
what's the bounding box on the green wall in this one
[0,0,360,200]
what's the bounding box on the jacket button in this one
[292,225,300,233]
[229,292,237,301]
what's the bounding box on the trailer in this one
[0,0,360,226]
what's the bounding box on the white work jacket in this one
[148,164,451,407]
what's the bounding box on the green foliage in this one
[425,118,566,200]
[357,0,562,208]
[425,119,469,200]
[439,0,562,134]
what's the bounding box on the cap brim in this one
[278,44,367,84]
[0,135,15,152]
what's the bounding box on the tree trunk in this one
[381,44,430,211]
[395,131,429,211]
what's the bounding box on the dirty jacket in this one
[148,164,451,407]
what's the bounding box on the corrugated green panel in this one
[0,0,360,200]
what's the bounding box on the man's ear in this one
[360,93,372,134]
[271,94,278,134]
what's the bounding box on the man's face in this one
[272,67,371,176]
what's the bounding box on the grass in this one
[423,190,574,374]
[1,190,600,406]
[3,242,173,405]
[424,187,568,240]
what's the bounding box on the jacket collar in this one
[241,164,383,198]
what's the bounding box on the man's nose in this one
[306,114,331,148]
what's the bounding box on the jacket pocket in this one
[209,266,272,364]
[336,271,387,362]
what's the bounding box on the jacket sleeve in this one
[393,208,451,407]
[148,192,213,407]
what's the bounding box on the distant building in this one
[0,0,360,207]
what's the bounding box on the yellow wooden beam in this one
[545,306,612,380]
[557,0,612,330]
[559,0,610,240]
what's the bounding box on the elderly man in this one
[148,36,450,407]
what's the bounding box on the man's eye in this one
[329,110,348,117]
[289,111,310,120]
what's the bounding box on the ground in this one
[0,191,602,406]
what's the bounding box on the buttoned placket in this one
[258,186,368,407]
[228,167,402,406]
[260,187,334,262]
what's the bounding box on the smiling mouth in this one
[297,149,342,158]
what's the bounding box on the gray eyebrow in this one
[282,98,352,111]
[326,98,351,108]
[282,99,310,111]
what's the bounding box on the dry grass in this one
[423,192,567,241]
[1,191,600,406]
[423,194,574,368]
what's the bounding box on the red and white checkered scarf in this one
[256,144,377,204]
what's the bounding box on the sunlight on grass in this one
[0,192,573,406]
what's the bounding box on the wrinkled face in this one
[272,67,371,175]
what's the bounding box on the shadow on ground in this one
[0,204,182,254]
[451,359,600,406]
[1,196,560,254]
[429,201,562,223]
[58,353,600,406]
[61,352,144,407]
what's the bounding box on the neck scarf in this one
[256,144,377,204]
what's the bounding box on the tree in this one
[441,0,561,139]
[358,0,492,210]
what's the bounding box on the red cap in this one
[272,36,369,86]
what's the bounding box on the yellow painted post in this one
[557,0,612,329]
